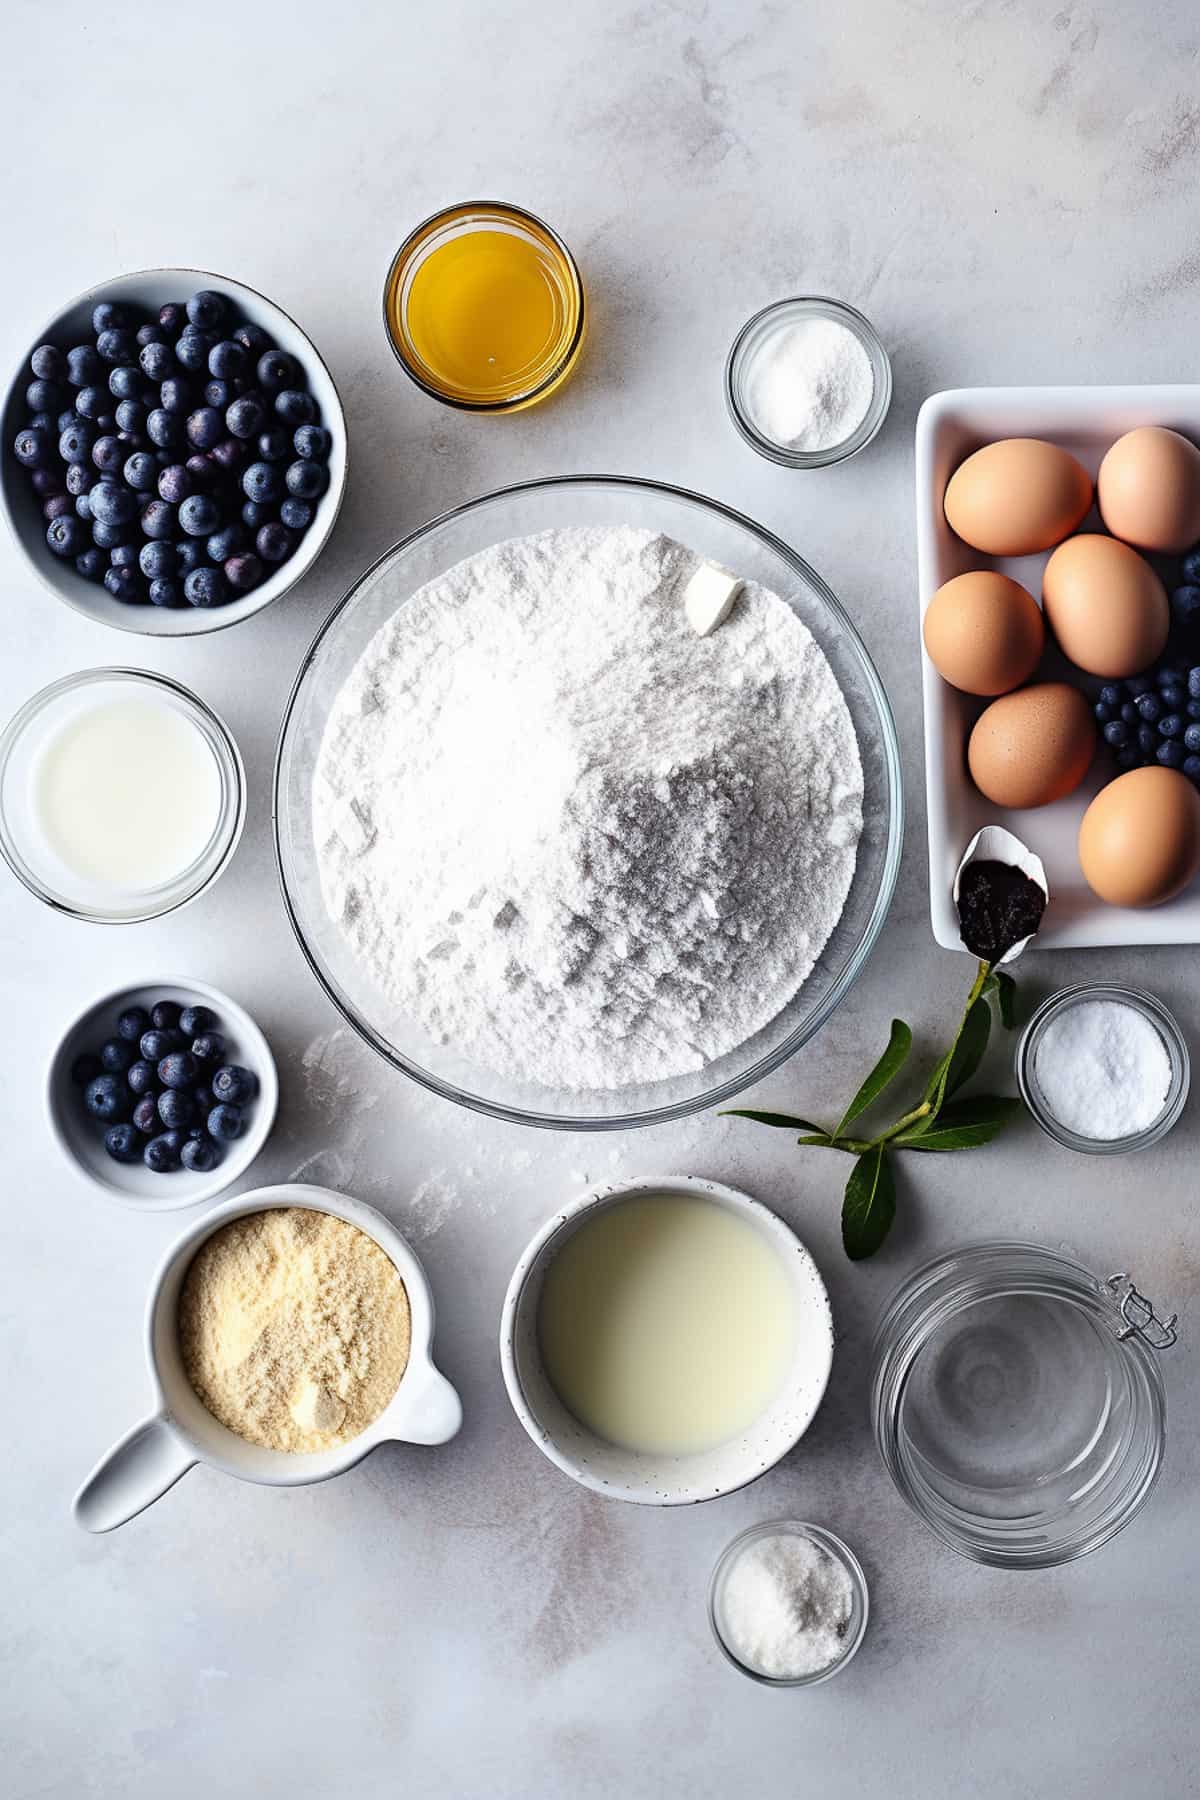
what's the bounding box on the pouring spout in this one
[390,1363,463,1447]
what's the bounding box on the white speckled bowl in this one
[500,1175,834,1505]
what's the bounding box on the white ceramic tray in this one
[916,384,1200,952]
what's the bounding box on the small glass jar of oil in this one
[383,201,585,413]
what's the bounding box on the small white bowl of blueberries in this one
[48,978,279,1209]
[2,269,346,635]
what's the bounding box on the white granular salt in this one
[743,316,874,452]
[718,1532,855,1680]
[313,526,863,1092]
[1033,998,1172,1140]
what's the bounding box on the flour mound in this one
[313,526,863,1091]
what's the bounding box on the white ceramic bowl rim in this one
[499,1174,834,1506]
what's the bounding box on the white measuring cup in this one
[73,1183,462,1532]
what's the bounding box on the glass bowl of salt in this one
[707,1520,869,1687]
[725,296,892,468]
[1016,983,1190,1155]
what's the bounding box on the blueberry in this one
[57,407,77,433]
[190,1030,225,1064]
[181,1134,220,1173]
[159,376,192,414]
[100,1036,136,1073]
[1158,664,1184,686]
[241,460,282,504]
[186,407,223,450]
[203,380,232,412]
[116,399,148,437]
[123,450,157,491]
[1173,584,1200,623]
[92,300,129,335]
[144,1133,181,1173]
[227,393,268,439]
[146,407,182,448]
[208,339,246,380]
[206,524,243,563]
[65,461,95,495]
[1185,724,1200,754]
[185,452,215,490]
[31,343,65,382]
[1158,738,1185,768]
[141,499,176,540]
[59,420,94,462]
[66,344,102,387]
[132,1094,160,1135]
[75,546,107,582]
[275,389,317,427]
[46,514,85,558]
[104,564,144,603]
[212,1063,256,1105]
[1114,746,1140,770]
[96,327,133,365]
[126,1056,159,1095]
[74,384,107,422]
[179,492,220,537]
[157,1088,194,1130]
[1185,756,1200,784]
[139,340,174,383]
[209,438,247,473]
[26,377,63,413]
[70,1051,102,1086]
[285,458,327,501]
[187,290,228,331]
[241,499,272,530]
[257,427,291,462]
[1136,692,1162,722]
[90,520,122,550]
[148,577,183,608]
[157,462,193,505]
[184,564,227,608]
[91,434,123,473]
[89,481,137,527]
[280,496,313,533]
[174,332,210,371]
[105,1122,142,1165]
[175,538,204,574]
[107,365,142,402]
[137,539,174,581]
[137,322,165,348]
[251,522,289,565]
[235,323,272,354]
[159,302,186,333]
[110,542,139,569]
[85,1073,130,1123]
[1160,713,1183,738]
[225,551,263,591]
[44,494,74,523]
[158,1050,198,1090]
[1138,723,1158,755]
[1183,552,1200,586]
[147,1000,179,1032]
[207,1102,243,1142]
[13,425,49,467]
[29,465,65,496]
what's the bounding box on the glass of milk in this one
[0,669,245,922]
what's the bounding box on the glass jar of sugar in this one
[707,1521,869,1686]
[725,297,892,468]
[1016,984,1189,1154]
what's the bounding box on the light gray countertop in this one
[3,3,1198,1794]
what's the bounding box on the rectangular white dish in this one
[916,384,1200,952]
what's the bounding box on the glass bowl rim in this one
[1015,983,1190,1154]
[707,1519,870,1686]
[725,296,893,469]
[272,471,903,1131]
[381,200,586,413]
[0,664,245,923]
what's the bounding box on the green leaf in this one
[945,996,992,1098]
[993,970,1017,1029]
[720,1109,826,1133]
[835,1019,912,1136]
[841,1147,896,1260]
[895,1095,1022,1151]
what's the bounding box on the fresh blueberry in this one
[92,300,129,335]
[1186,756,1200,784]
[75,384,108,421]
[139,1024,174,1061]
[252,521,290,564]
[187,290,228,331]
[75,546,107,582]
[181,1134,220,1172]
[132,1094,160,1134]
[1172,585,1200,624]
[44,494,74,523]
[59,419,95,463]
[189,1031,225,1065]
[157,462,193,505]
[137,539,175,580]
[1183,552,1200,586]
[31,343,65,382]
[1158,664,1184,686]
[158,1050,198,1090]
[116,403,148,445]
[1114,746,1140,770]
[207,1102,243,1142]
[175,538,204,574]
[13,425,49,467]
[212,1063,256,1105]
[174,332,211,372]
[275,389,316,427]
[70,1051,102,1086]
[96,328,134,365]
[159,302,186,333]
[26,376,63,413]
[159,376,192,414]
[1184,724,1200,754]
[126,1058,159,1097]
[208,339,246,380]
[136,322,165,348]
[89,481,138,527]
[85,1073,130,1123]
[204,379,232,411]
[1137,723,1157,755]
[123,450,157,491]
[206,524,243,563]
[256,350,296,392]
[1160,713,1183,738]
[1135,692,1162,722]
[149,1000,181,1031]
[226,394,266,439]
[184,564,228,608]
[241,460,282,505]
[105,1122,142,1165]
[157,1088,194,1130]
[235,322,272,354]
[285,458,327,501]
[209,438,246,473]
[176,1004,215,1038]
[91,434,123,473]
[1158,738,1185,768]
[148,576,182,607]
[46,514,85,558]
[107,365,142,402]
[241,499,272,530]
[141,499,176,540]
[104,565,144,603]
[29,465,65,496]
[179,492,220,537]
[144,1133,181,1173]
[257,427,291,462]
[57,407,78,433]
[65,461,95,495]
[139,339,174,382]
[100,1036,136,1073]
[66,344,103,387]
[185,452,215,490]
[110,542,139,569]
[225,551,263,591]
[280,496,313,533]
[146,407,182,449]
[186,407,223,450]
[90,520,122,550]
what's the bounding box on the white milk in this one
[537,1193,799,1456]
[32,694,221,892]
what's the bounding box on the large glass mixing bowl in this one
[274,475,902,1129]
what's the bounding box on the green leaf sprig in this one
[723,961,1022,1261]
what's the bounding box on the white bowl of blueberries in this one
[48,978,279,1209]
[2,269,346,635]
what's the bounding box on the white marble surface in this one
[3,3,1199,1794]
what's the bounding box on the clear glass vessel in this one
[1016,984,1189,1154]
[871,1242,1176,1569]
[708,1521,869,1686]
[725,297,892,468]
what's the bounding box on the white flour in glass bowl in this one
[312,525,862,1092]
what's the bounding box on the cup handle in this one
[73,1413,196,1534]
[391,1364,463,1446]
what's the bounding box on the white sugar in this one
[1033,999,1172,1140]
[719,1532,854,1680]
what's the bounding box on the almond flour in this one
[178,1208,411,1454]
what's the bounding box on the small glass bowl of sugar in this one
[1017,984,1190,1155]
[708,1520,869,1687]
[725,297,892,468]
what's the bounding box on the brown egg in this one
[1079,767,1200,907]
[922,572,1044,697]
[967,683,1095,810]
[944,439,1093,556]
[1097,426,1200,553]
[1042,533,1168,678]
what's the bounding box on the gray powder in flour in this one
[313,526,863,1091]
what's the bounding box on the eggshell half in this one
[944,438,1093,556]
[1042,533,1168,678]
[1079,766,1200,907]
[1097,426,1200,554]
